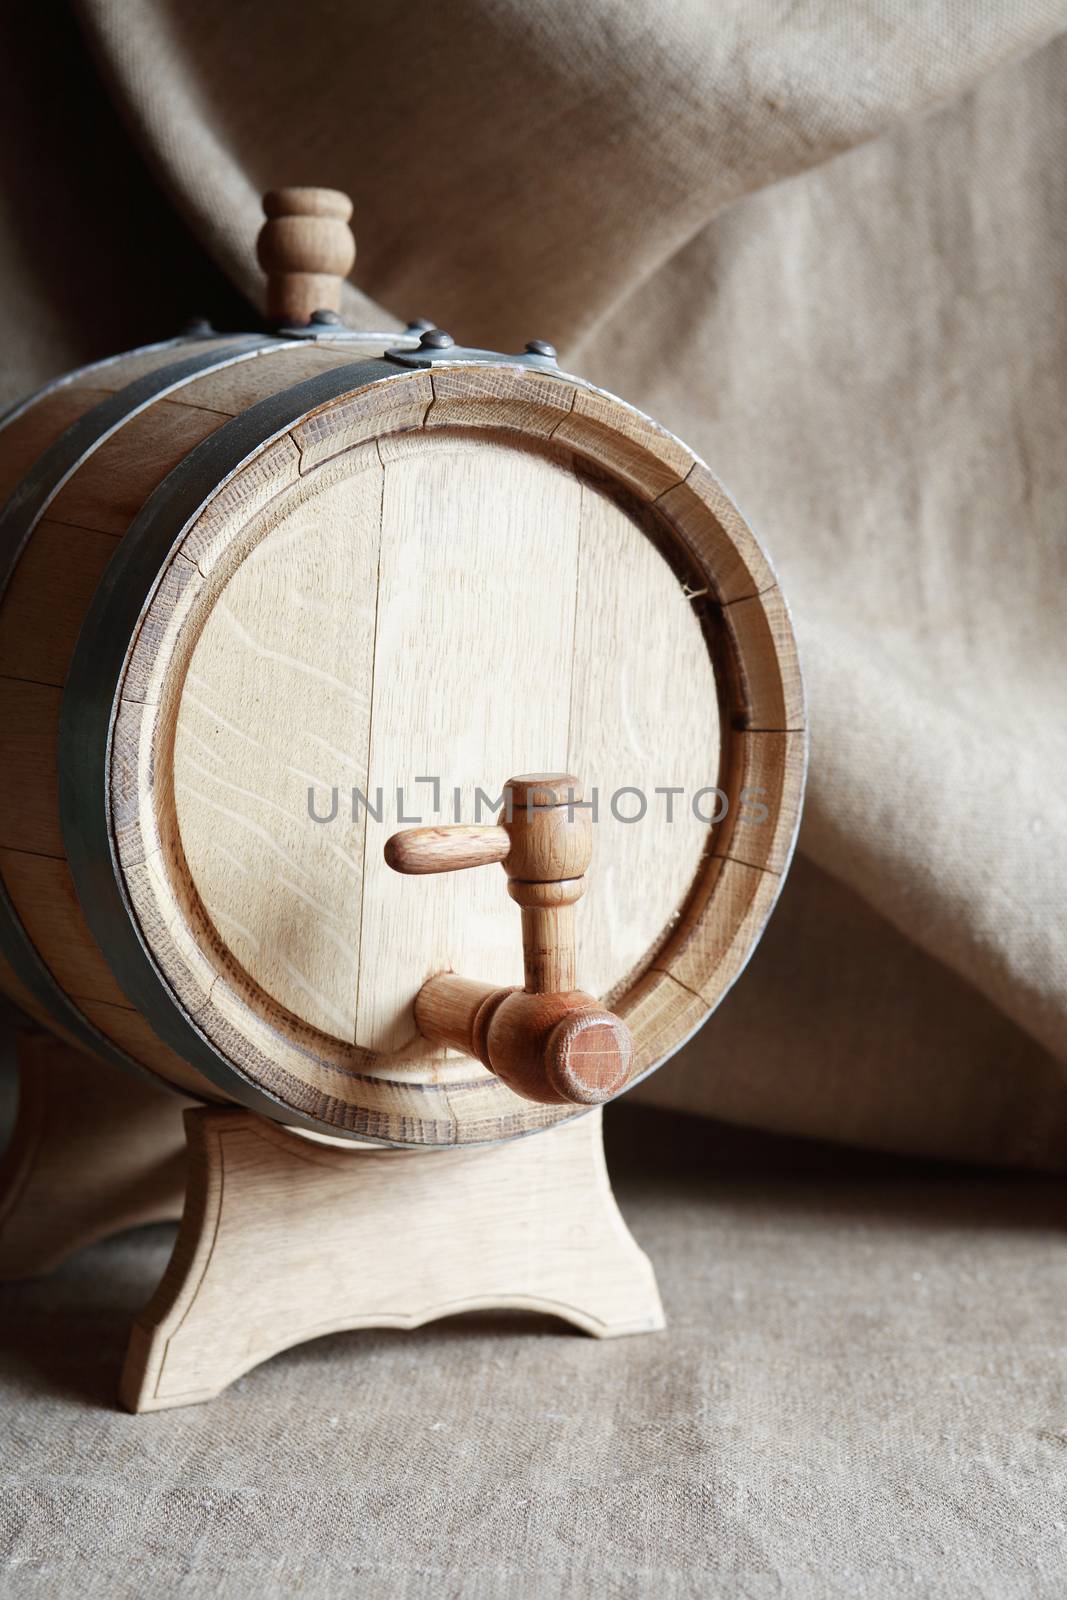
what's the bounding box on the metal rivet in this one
[419,328,455,349]
[406,318,436,333]
[524,339,557,358]
[310,308,343,326]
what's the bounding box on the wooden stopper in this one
[256,187,356,326]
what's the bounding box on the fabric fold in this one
[2,0,1063,1163]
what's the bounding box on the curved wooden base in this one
[121,1105,665,1413]
[0,1031,187,1281]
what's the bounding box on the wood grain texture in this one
[291,370,432,470]
[45,400,229,535]
[656,460,776,604]
[552,384,691,500]
[354,436,583,1052]
[425,364,575,436]
[87,340,237,389]
[0,386,114,505]
[164,344,371,420]
[384,824,511,874]
[0,1031,187,1281]
[76,997,228,1099]
[174,454,383,1039]
[415,977,634,1106]
[0,677,63,855]
[0,338,237,503]
[0,344,803,1145]
[0,337,307,1101]
[721,586,805,731]
[0,849,130,1007]
[178,434,301,576]
[0,518,120,686]
[120,1104,664,1412]
[257,187,356,325]
[0,949,87,1047]
[656,854,784,1007]
[567,478,719,1000]
[393,782,636,1105]
[616,967,709,1079]
[113,366,802,1140]
[712,730,806,875]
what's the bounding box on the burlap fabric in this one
[2,2,1067,1165]
[4,1099,1067,1599]
[3,7,1067,1593]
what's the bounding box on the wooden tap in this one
[385,775,635,1107]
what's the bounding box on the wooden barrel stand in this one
[0,188,805,1411]
[120,1101,664,1413]
[0,1027,663,1413]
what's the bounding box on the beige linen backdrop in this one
[3,0,1067,1168]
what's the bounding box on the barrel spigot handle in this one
[256,187,355,328]
[384,775,634,1107]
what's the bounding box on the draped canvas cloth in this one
[3,0,1067,1166]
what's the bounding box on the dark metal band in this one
[383,339,562,373]
[0,337,278,1075]
[58,358,401,1135]
[0,338,274,597]
[0,336,183,435]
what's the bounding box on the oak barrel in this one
[0,306,805,1144]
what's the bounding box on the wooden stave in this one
[60,357,406,1132]
[0,335,277,1093]
[0,343,806,1144]
[0,336,523,1119]
[0,337,398,1100]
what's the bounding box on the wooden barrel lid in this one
[80,359,803,1143]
